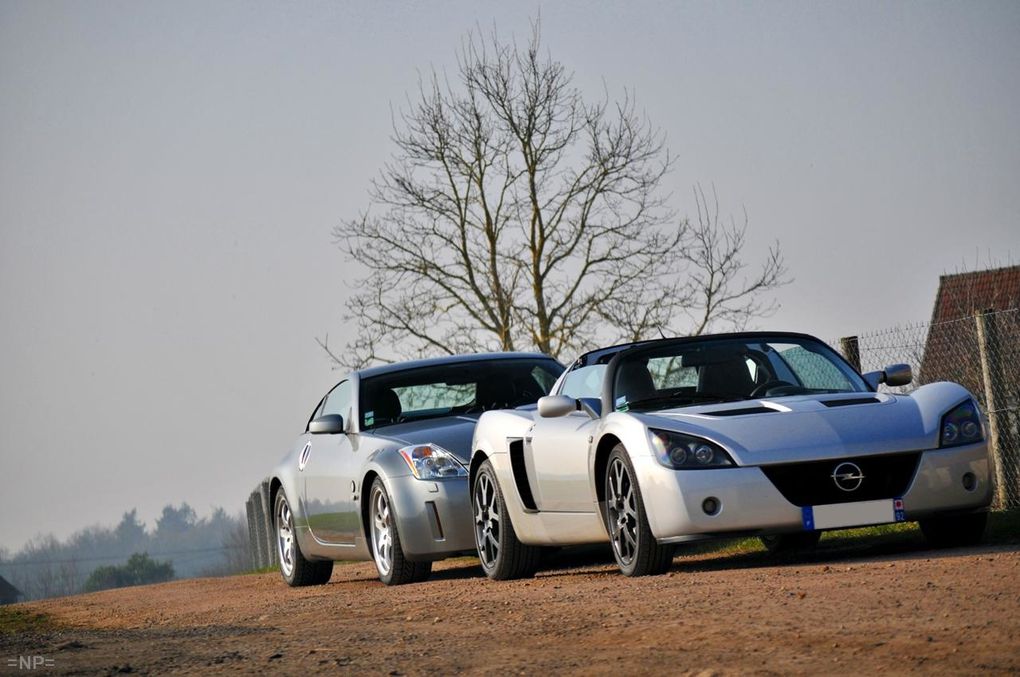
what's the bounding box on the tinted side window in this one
[321,380,352,422]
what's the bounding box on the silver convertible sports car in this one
[470,332,993,578]
[269,353,563,586]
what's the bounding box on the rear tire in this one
[604,446,673,576]
[760,531,821,554]
[275,490,333,587]
[369,478,432,585]
[473,460,542,580]
[919,512,987,548]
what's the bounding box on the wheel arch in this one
[469,451,489,495]
[360,469,381,542]
[593,434,623,506]
[269,476,283,516]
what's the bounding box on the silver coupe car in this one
[270,352,563,586]
[470,332,993,578]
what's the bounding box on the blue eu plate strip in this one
[801,506,814,530]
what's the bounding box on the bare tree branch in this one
[327,22,789,368]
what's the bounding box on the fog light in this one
[962,472,977,492]
[702,497,721,516]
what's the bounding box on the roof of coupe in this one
[357,352,556,378]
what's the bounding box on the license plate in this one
[802,498,905,530]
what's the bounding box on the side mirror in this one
[862,364,912,389]
[883,363,913,387]
[537,395,576,418]
[309,414,345,434]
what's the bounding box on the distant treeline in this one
[0,504,249,601]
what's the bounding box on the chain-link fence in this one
[834,308,1020,509]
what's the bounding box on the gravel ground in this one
[3,536,1019,675]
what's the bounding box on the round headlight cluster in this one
[939,400,984,448]
[650,430,734,470]
[694,444,715,464]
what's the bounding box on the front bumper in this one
[385,474,475,559]
[633,442,993,543]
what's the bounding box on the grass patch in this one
[0,608,55,635]
[681,508,1020,560]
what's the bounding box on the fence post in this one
[259,479,277,566]
[975,309,1008,509]
[245,494,260,570]
[251,489,269,570]
[839,336,861,372]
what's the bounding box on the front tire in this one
[369,479,432,585]
[473,460,542,580]
[919,512,987,548]
[275,490,333,587]
[604,446,673,576]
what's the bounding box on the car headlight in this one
[649,429,735,470]
[397,444,468,479]
[940,400,984,448]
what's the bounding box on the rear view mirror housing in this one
[308,414,345,434]
[537,395,576,418]
[863,364,913,389]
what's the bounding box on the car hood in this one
[369,416,478,463]
[636,391,947,465]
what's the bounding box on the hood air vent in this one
[703,406,778,417]
[821,397,881,408]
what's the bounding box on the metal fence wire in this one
[834,308,1020,509]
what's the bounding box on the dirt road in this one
[3,536,1019,675]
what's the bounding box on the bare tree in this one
[328,24,787,368]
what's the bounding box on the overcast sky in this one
[1,1,1018,551]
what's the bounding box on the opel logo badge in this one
[831,462,865,492]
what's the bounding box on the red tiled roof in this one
[929,265,1020,324]
[921,266,1020,388]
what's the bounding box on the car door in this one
[302,380,359,545]
[525,363,603,512]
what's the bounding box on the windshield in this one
[360,358,563,430]
[612,336,868,412]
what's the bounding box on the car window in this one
[647,357,698,389]
[560,364,606,399]
[320,380,352,421]
[360,358,564,430]
[531,366,558,394]
[773,344,855,391]
[393,383,475,411]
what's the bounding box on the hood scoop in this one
[701,405,778,417]
[821,397,881,408]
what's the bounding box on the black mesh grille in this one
[760,452,921,506]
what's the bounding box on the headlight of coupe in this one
[649,429,735,470]
[398,444,468,479]
[940,400,984,448]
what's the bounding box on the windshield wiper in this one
[623,392,749,410]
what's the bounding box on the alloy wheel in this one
[607,457,638,564]
[474,472,500,568]
[277,498,295,578]
[370,485,394,576]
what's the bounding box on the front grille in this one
[760,452,921,506]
